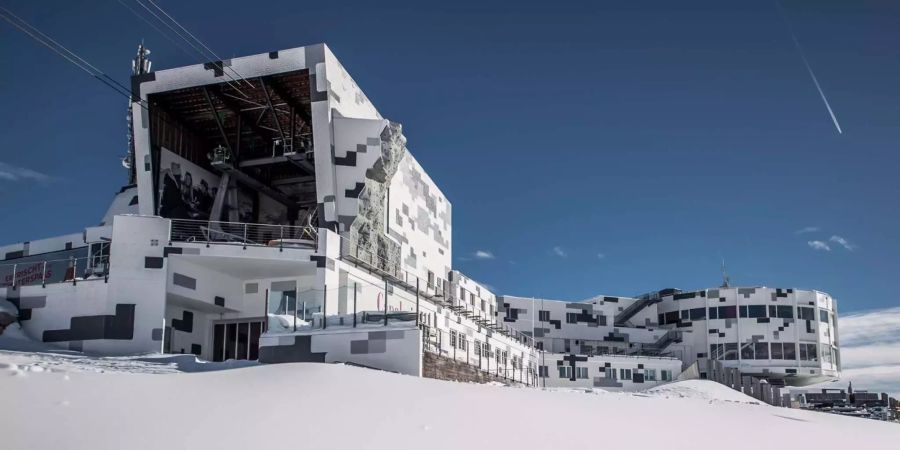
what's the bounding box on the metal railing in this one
[169,219,318,250]
[0,255,109,289]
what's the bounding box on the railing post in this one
[206,220,211,248]
[11,264,17,290]
[415,278,420,327]
[72,258,77,286]
[322,284,327,330]
[263,288,269,333]
[293,287,298,332]
[384,280,389,326]
[279,226,284,252]
[352,282,357,328]
[242,223,248,250]
[41,261,46,288]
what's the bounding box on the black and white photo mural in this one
[157,148,218,221]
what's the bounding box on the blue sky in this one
[1,1,899,317]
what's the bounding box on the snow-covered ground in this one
[1,343,898,450]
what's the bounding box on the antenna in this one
[124,43,152,184]
[721,259,731,288]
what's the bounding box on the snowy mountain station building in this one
[0,44,840,393]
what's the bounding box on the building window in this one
[645,369,657,381]
[771,342,784,359]
[754,342,769,360]
[718,306,737,319]
[539,310,550,322]
[501,350,508,365]
[661,370,672,381]
[427,271,434,288]
[819,310,829,323]
[619,368,632,380]
[783,342,797,360]
[741,342,754,360]
[709,307,718,320]
[481,300,486,312]
[483,342,491,357]
[689,308,706,321]
[576,367,588,379]
[566,313,578,324]
[449,330,457,348]
[740,305,766,318]
[798,307,815,321]
[559,366,572,379]
[459,337,467,351]
[724,343,738,360]
[776,305,794,319]
[539,365,548,377]
[474,340,482,357]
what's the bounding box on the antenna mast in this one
[124,42,151,185]
[721,259,731,288]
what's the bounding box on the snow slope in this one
[1,351,898,450]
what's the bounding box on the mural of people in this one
[158,150,217,221]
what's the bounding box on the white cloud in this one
[473,250,494,260]
[807,307,900,397]
[0,162,51,183]
[795,226,820,234]
[829,235,857,251]
[807,240,831,251]
[552,246,567,257]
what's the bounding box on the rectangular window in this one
[664,311,680,324]
[459,337,467,351]
[807,343,818,362]
[709,307,718,320]
[776,305,794,319]
[645,369,657,381]
[606,368,617,380]
[771,342,783,359]
[539,365,548,377]
[427,271,434,288]
[481,300,486,312]
[460,287,466,301]
[741,342,754,360]
[449,330,457,348]
[680,310,690,321]
[539,310,550,321]
[739,306,748,318]
[747,305,766,318]
[754,342,769,360]
[625,369,632,380]
[566,313,578,324]
[799,343,807,360]
[783,342,796,360]
[483,342,491,357]
[474,340,482,357]
[661,370,672,381]
[718,306,737,319]
[559,366,571,379]
[821,344,833,364]
[724,343,738,360]
[769,305,777,318]
[576,367,588,379]
[798,307,815,321]
[689,308,706,321]
[819,310,829,323]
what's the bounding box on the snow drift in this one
[1,350,898,450]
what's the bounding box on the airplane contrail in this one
[775,0,843,134]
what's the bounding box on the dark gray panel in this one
[259,335,327,363]
[173,273,196,290]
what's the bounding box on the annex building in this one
[0,44,840,391]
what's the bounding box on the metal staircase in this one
[614,297,661,327]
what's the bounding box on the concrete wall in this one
[259,326,422,376]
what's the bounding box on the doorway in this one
[212,319,264,362]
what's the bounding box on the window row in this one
[660,305,833,325]
[711,342,821,361]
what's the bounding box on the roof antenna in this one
[721,259,731,288]
[124,42,151,184]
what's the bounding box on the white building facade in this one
[0,43,839,391]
